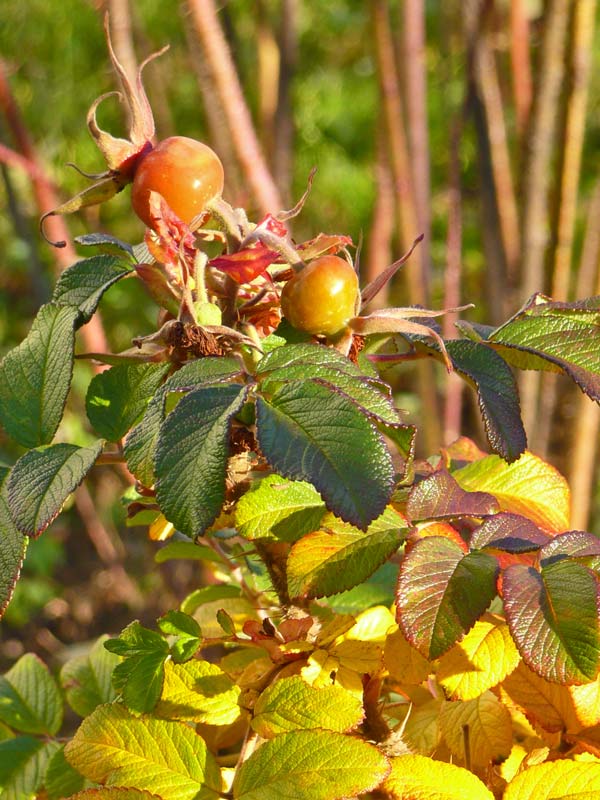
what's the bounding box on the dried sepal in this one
[360,235,424,307]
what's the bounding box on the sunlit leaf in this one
[155,660,241,726]
[0,468,27,620]
[439,691,512,768]
[0,653,62,735]
[65,704,221,800]
[503,759,600,800]
[407,469,499,522]
[381,754,494,800]
[52,254,133,323]
[503,561,600,683]
[252,675,363,738]
[287,507,408,598]
[232,729,389,800]
[396,537,498,659]
[470,513,551,552]
[437,614,520,700]
[453,451,570,533]
[384,626,432,685]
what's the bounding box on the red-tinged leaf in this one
[470,513,551,553]
[209,245,280,284]
[503,561,600,683]
[396,537,499,660]
[540,531,600,566]
[417,522,468,550]
[407,469,499,523]
[297,233,354,261]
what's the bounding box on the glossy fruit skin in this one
[131,136,224,229]
[280,255,360,336]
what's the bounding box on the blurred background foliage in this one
[1,0,600,662]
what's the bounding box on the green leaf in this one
[154,542,221,564]
[540,531,600,571]
[232,729,390,800]
[469,513,551,553]
[0,469,27,620]
[124,356,242,487]
[252,676,363,738]
[65,704,221,800]
[86,363,171,442]
[489,296,600,401]
[158,611,201,663]
[52,254,133,324]
[74,232,135,256]
[70,791,162,800]
[324,562,397,614]
[503,560,600,683]
[104,622,169,714]
[155,660,241,725]
[256,380,394,530]
[0,304,78,448]
[445,340,527,462]
[60,635,120,717]
[45,744,85,800]
[0,736,59,800]
[287,507,409,599]
[155,384,249,537]
[396,538,499,660]
[216,608,236,636]
[8,441,104,537]
[0,653,63,735]
[235,474,326,542]
[180,584,242,615]
[256,342,362,376]
[407,469,499,522]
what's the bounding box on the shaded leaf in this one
[0,468,27,620]
[256,380,394,530]
[8,441,104,537]
[74,231,135,256]
[503,561,600,683]
[53,254,133,323]
[125,356,242,486]
[453,451,570,533]
[157,611,201,663]
[65,704,221,800]
[470,513,551,553]
[155,384,249,537]
[0,653,62,735]
[0,304,78,448]
[287,507,409,599]
[155,660,240,725]
[252,675,363,738]
[45,744,85,800]
[437,614,520,700]
[384,626,432,685]
[60,635,120,718]
[397,537,499,660]
[232,729,390,800]
[154,542,221,564]
[407,469,499,522]
[445,339,526,461]
[256,342,363,376]
[0,736,59,800]
[86,363,171,441]
[105,622,169,714]
[235,474,326,542]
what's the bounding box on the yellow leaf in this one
[382,754,494,799]
[400,697,443,756]
[500,662,600,734]
[438,691,512,769]
[384,626,432,685]
[345,606,396,642]
[453,451,569,533]
[155,660,241,725]
[148,514,174,541]
[437,614,520,700]
[504,760,600,800]
[332,639,383,674]
[499,744,550,783]
[316,614,356,646]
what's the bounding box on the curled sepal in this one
[349,308,459,372]
[40,176,125,248]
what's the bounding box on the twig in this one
[509,0,533,138]
[365,129,394,309]
[186,0,282,214]
[273,0,298,206]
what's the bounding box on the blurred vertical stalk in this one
[518,0,569,437]
[509,0,533,139]
[273,0,298,205]
[568,181,600,529]
[534,0,596,457]
[403,0,431,299]
[0,62,109,356]
[372,0,441,454]
[443,120,464,444]
[256,1,280,159]
[365,128,394,309]
[186,0,282,214]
